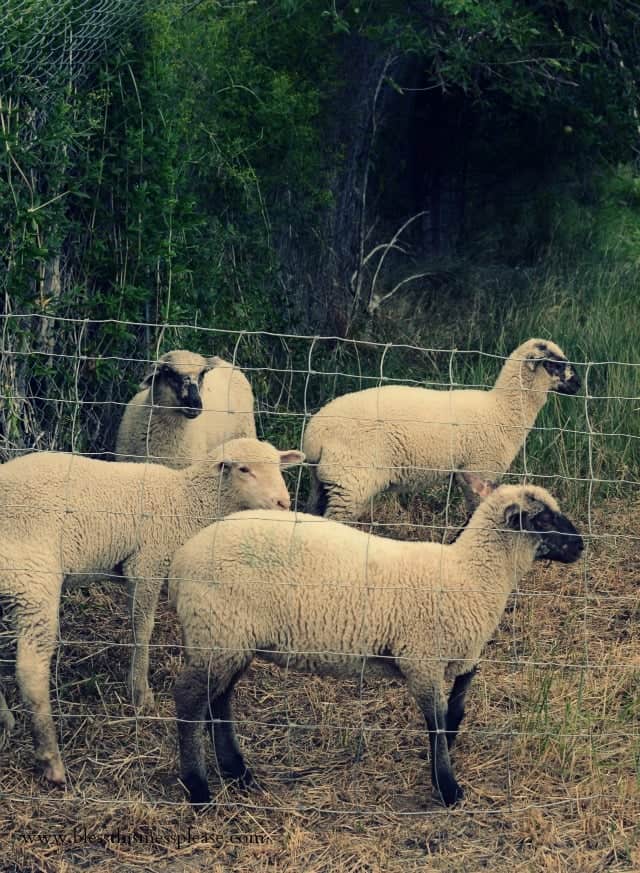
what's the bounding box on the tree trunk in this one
[276,35,400,335]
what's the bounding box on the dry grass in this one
[1,496,640,872]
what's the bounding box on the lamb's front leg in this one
[14,592,65,784]
[125,561,163,710]
[454,471,482,515]
[446,666,477,749]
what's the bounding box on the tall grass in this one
[272,253,640,514]
[3,254,633,519]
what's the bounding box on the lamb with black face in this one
[534,342,581,396]
[507,506,584,563]
[158,364,205,418]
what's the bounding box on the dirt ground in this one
[1,495,639,872]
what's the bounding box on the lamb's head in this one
[461,473,584,564]
[508,338,580,397]
[211,437,305,512]
[141,350,219,419]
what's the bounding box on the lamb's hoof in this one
[220,758,257,791]
[132,685,155,712]
[436,778,464,807]
[234,767,258,792]
[184,773,211,807]
[43,760,66,786]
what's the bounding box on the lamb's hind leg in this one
[408,675,463,807]
[174,666,212,804]
[207,673,255,788]
[174,660,250,804]
[14,593,65,784]
[0,606,15,738]
[320,466,388,523]
[125,563,163,710]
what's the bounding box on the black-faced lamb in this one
[303,338,580,520]
[169,474,583,807]
[0,437,303,785]
[115,350,256,468]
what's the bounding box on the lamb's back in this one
[317,384,492,419]
[200,362,256,447]
[0,453,180,566]
[173,509,451,619]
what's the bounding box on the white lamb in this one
[115,349,257,468]
[170,474,583,807]
[303,338,580,520]
[0,437,304,785]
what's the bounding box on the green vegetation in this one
[362,256,639,501]
[0,0,638,502]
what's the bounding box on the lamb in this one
[170,474,583,807]
[0,437,304,785]
[115,350,257,468]
[303,338,580,520]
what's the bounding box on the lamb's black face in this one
[509,507,584,563]
[544,358,581,395]
[160,366,205,418]
[534,344,580,395]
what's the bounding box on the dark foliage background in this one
[0,0,638,495]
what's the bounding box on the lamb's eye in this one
[543,360,565,377]
[536,512,554,530]
[238,465,251,474]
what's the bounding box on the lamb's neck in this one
[144,403,198,467]
[492,360,547,426]
[149,402,191,433]
[179,464,226,528]
[452,525,537,601]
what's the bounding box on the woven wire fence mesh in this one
[0,0,154,391]
[0,0,148,99]
[0,314,638,871]
[1,4,639,869]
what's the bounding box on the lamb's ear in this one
[525,343,548,372]
[457,472,497,514]
[504,504,528,530]
[458,472,496,501]
[140,362,168,389]
[278,450,305,468]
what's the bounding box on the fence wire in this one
[1,0,149,99]
[0,316,638,871]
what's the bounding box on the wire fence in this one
[0,317,639,870]
[2,2,639,867]
[0,0,149,100]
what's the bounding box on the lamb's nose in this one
[564,534,583,555]
[185,383,202,408]
[276,497,290,510]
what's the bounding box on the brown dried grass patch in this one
[1,495,639,872]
